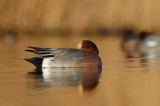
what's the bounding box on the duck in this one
[140,33,160,57]
[121,31,160,57]
[121,30,139,54]
[23,40,102,68]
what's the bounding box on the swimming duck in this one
[23,40,102,68]
[140,33,160,57]
[121,30,139,54]
[121,31,160,57]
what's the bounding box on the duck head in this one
[77,40,99,55]
[139,31,149,41]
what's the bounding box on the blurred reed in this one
[0,0,160,35]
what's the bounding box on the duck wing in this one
[23,46,83,67]
[25,46,80,58]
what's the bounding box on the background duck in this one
[121,31,160,57]
[121,30,139,57]
[140,33,160,58]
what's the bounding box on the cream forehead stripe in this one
[77,41,83,49]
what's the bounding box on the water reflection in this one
[27,67,102,90]
[1,31,17,44]
[1,35,160,106]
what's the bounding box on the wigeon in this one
[121,31,160,57]
[140,33,160,57]
[23,40,102,68]
[121,30,139,54]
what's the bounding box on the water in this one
[0,34,160,106]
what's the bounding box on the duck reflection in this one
[27,67,102,90]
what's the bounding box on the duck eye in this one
[83,45,89,48]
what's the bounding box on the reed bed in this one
[0,0,160,35]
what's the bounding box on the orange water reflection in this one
[0,34,160,106]
[27,67,102,90]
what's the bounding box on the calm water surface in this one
[0,34,160,106]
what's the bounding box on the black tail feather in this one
[22,57,43,67]
[23,46,54,67]
[25,49,37,53]
[25,49,53,55]
[27,46,51,51]
[27,46,41,50]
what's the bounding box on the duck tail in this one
[22,57,43,67]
